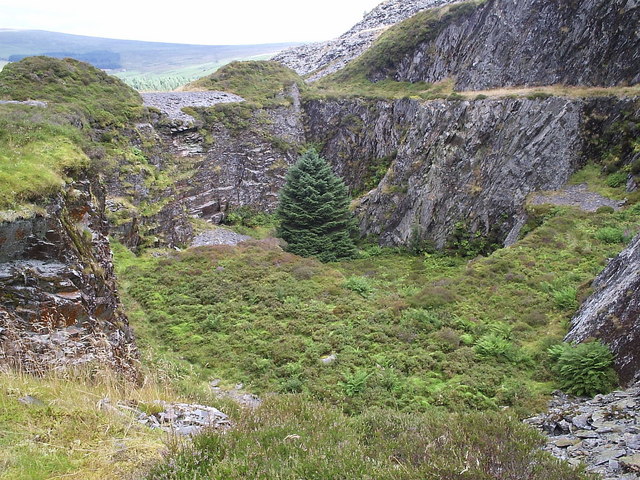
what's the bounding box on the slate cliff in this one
[371,0,640,90]
[0,179,138,378]
[566,234,640,385]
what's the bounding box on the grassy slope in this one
[146,395,595,480]
[183,60,305,106]
[0,371,166,480]
[114,195,640,418]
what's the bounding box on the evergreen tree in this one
[276,149,356,262]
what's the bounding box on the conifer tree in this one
[276,149,356,262]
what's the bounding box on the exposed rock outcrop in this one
[273,0,454,81]
[152,97,305,224]
[98,398,231,436]
[566,234,640,385]
[370,0,640,90]
[0,180,138,378]
[305,96,637,248]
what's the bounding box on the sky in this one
[0,0,385,45]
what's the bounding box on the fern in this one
[549,341,618,396]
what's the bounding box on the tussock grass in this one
[0,368,168,480]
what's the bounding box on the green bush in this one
[595,226,626,244]
[343,276,374,297]
[548,341,618,396]
[552,286,578,310]
[605,171,627,188]
[474,334,515,361]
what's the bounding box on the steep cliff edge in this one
[0,180,138,377]
[305,96,639,247]
[565,233,640,385]
[349,0,639,90]
[0,57,141,376]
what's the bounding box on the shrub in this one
[553,286,578,310]
[605,171,627,188]
[595,226,625,244]
[595,206,615,214]
[548,341,618,396]
[474,334,515,361]
[343,276,374,297]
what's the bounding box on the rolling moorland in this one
[0,0,639,478]
[0,29,300,91]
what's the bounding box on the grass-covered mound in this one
[115,202,640,416]
[183,60,305,107]
[147,395,596,480]
[0,57,147,211]
[0,56,143,127]
[0,104,90,210]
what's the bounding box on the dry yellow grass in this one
[0,367,180,480]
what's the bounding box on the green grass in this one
[0,56,143,127]
[0,57,151,211]
[146,395,596,480]
[0,370,168,480]
[114,203,640,416]
[0,104,89,209]
[184,60,305,107]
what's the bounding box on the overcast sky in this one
[0,0,385,45]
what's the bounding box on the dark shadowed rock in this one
[0,180,138,378]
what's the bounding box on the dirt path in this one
[529,184,623,212]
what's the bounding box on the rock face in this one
[273,0,454,81]
[373,0,640,90]
[525,385,640,480]
[566,234,640,385]
[150,93,305,224]
[0,180,138,378]
[304,96,637,247]
[135,89,638,251]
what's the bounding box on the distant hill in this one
[0,29,301,91]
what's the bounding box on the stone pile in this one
[141,91,244,124]
[525,384,640,480]
[98,398,231,436]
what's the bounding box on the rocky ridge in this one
[369,0,640,90]
[525,385,640,480]
[273,0,454,81]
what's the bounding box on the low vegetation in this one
[183,61,305,107]
[0,104,89,209]
[147,395,595,480]
[114,200,639,417]
[0,57,143,127]
[0,370,166,480]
